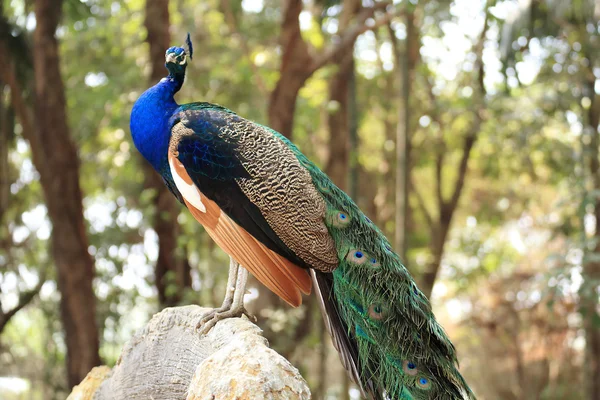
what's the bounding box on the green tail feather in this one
[274,130,475,400]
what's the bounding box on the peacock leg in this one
[196,257,255,334]
[196,257,238,329]
[219,257,240,309]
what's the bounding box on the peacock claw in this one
[196,258,252,335]
[196,305,256,335]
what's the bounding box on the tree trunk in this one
[582,49,600,400]
[145,0,170,78]
[341,370,350,400]
[324,56,352,191]
[421,216,451,297]
[32,0,100,387]
[0,84,12,225]
[391,11,414,258]
[315,303,328,399]
[144,0,192,308]
[348,62,359,202]
[267,0,313,138]
[420,132,477,298]
[325,0,361,191]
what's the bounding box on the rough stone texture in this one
[187,311,311,400]
[66,306,310,400]
[66,366,111,400]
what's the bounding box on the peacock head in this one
[165,33,193,80]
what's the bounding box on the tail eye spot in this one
[368,304,384,320]
[402,360,418,376]
[416,377,431,389]
[347,249,368,265]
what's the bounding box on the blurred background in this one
[0,0,598,398]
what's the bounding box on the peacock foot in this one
[196,304,256,335]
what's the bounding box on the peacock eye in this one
[402,360,418,376]
[369,257,380,267]
[327,209,351,228]
[336,211,351,227]
[416,376,431,389]
[368,304,384,320]
[347,249,368,265]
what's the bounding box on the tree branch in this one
[474,9,489,99]
[446,9,489,215]
[220,0,268,97]
[446,132,478,216]
[435,148,445,212]
[0,42,36,144]
[311,3,400,73]
[421,66,446,213]
[410,177,434,230]
[0,271,46,334]
[0,41,49,201]
[279,0,312,75]
[267,0,314,136]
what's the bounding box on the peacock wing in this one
[166,104,337,306]
[174,104,339,273]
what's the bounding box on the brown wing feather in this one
[175,114,339,272]
[170,153,311,306]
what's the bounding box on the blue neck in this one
[130,75,182,172]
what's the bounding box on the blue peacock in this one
[130,35,475,400]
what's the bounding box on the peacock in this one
[130,35,475,400]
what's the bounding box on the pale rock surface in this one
[66,366,111,400]
[66,305,311,400]
[187,311,311,399]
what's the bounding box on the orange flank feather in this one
[169,153,312,307]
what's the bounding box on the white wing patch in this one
[169,156,206,213]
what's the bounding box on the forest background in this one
[1,0,599,399]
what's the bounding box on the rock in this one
[67,305,311,400]
[66,366,111,400]
[186,311,310,399]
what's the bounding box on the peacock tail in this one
[272,130,475,400]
